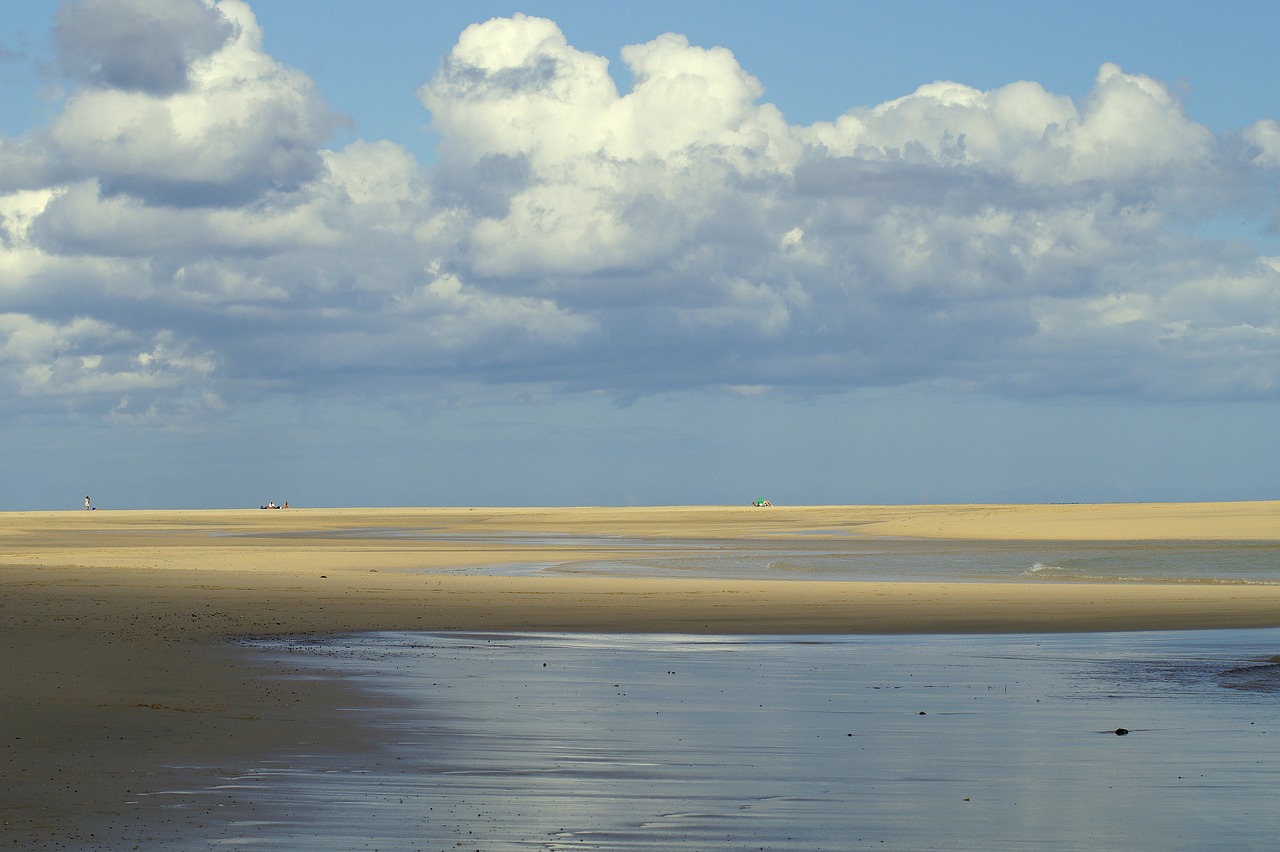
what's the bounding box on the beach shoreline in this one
[3,501,1279,846]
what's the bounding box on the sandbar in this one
[3,501,1279,846]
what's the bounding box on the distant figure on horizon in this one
[85,496,90,510]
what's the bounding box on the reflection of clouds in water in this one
[234,628,1280,850]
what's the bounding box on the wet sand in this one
[2,502,1280,846]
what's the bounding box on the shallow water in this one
[549,538,1280,585]
[146,628,1280,851]
[246,527,1280,584]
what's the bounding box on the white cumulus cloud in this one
[0,5,1278,424]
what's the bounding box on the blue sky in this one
[2,1,1278,510]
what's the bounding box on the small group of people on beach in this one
[752,498,772,507]
[260,501,289,509]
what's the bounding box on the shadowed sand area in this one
[2,502,1280,846]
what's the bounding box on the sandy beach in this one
[3,501,1280,846]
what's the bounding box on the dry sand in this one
[3,501,1279,845]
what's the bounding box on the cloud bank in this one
[3,1,1279,425]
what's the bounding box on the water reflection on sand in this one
[199,629,1280,851]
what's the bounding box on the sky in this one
[1,1,1278,510]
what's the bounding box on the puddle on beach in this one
[129,629,1280,851]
